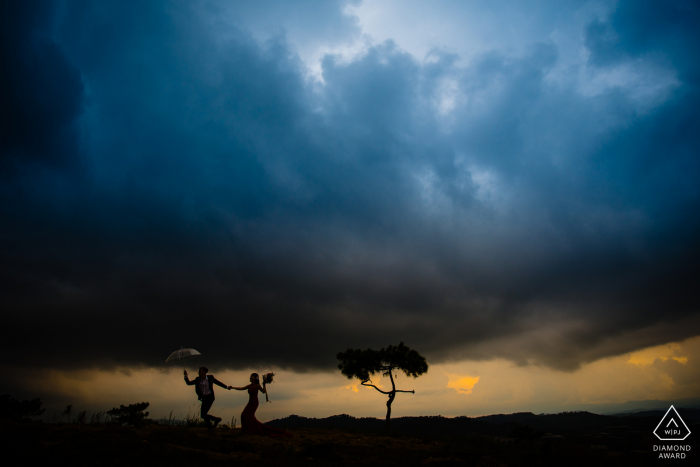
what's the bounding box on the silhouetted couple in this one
[184,367,291,437]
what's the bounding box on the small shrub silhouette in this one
[61,404,72,422]
[106,402,150,426]
[0,394,45,421]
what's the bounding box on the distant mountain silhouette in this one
[569,397,700,415]
[266,409,700,437]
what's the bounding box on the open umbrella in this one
[165,347,202,372]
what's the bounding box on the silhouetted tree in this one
[337,342,428,431]
[107,402,150,426]
[0,394,45,421]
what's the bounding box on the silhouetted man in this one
[184,367,230,428]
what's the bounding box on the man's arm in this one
[184,370,196,385]
[211,376,228,389]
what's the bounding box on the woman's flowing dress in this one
[241,386,292,437]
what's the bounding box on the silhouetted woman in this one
[229,373,292,437]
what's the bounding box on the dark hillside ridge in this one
[267,408,700,437]
[573,397,700,415]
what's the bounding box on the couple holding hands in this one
[184,367,291,437]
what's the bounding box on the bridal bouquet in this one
[262,372,275,384]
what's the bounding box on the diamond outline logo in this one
[654,405,691,441]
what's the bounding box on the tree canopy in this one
[337,342,428,381]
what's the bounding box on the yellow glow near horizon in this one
[446,374,480,395]
[628,342,689,365]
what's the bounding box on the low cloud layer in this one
[1,0,699,373]
[4,336,699,419]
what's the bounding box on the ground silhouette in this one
[2,408,697,465]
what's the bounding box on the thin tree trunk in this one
[386,392,395,431]
[386,368,396,432]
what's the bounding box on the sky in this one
[1,0,699,420]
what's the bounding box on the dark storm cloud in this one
[1,0,699,373]
[0,0,83,171]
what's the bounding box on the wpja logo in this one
[653,405,691,460]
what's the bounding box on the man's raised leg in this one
[200,395,216,427]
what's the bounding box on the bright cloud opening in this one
[446,373,481,395]
[628,342,689,365]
